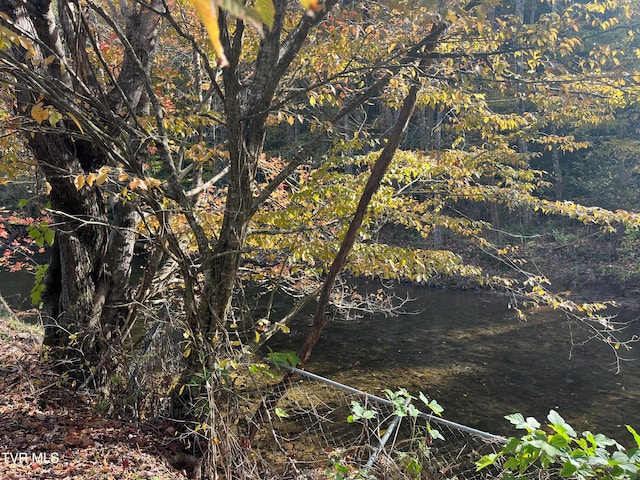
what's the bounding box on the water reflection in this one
[268,285,640,444]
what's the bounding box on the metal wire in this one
[252,365,507,479]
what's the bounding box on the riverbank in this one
[0,300,188,480]
[416,225,640,311]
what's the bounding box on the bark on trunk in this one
[0,0,160,384]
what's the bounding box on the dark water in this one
[0,268,37,310]
[2,270,639,445]
[267,284,640,445]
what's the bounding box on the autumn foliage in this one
[1,0,640,476]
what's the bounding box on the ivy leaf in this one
[419,392,443,416]
[505,413,540,431]
[267,349,300,369]
[547,410,577,438]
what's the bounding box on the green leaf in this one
[418,392,444,416]
[274,407,289,419]
[30,263,48,306]
[505,413,525,426]
[44,228,55,246]
[560,460,578,477]
[407,404,420,417]
[476,453,500,471]
[626,425,640,448]
[427,425,445,441]
[548,409,577,437]
[548,433,569,449]
[267,349,300,369]
[349,400,377,422]
[505,413,540,431]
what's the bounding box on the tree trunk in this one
[0,0,160,385]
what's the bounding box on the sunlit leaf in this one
[300,0,321,14]
[191,0,229,67]
[275,407,289,418]
[74,174,85,190]
[86,173,97,187]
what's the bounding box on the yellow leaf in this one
[255,330,261,343]
[74,174,85,190]
[300,0,321,14]
[279,324,290,334]
[44,182,51,195]
[66,111,84,134]
[253,0,275,29]
[31,103,49,125]
[191,0,229,67]
[96,171,108,186]
[86,173,97,187]
[146,177,161,189]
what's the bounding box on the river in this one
[0,268,36,310]
[266,282,640,445]
[2,271,639,445]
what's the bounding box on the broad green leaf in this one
[560,460,578,477]
[548,410,577,438]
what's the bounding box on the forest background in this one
[1,0,640,478]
